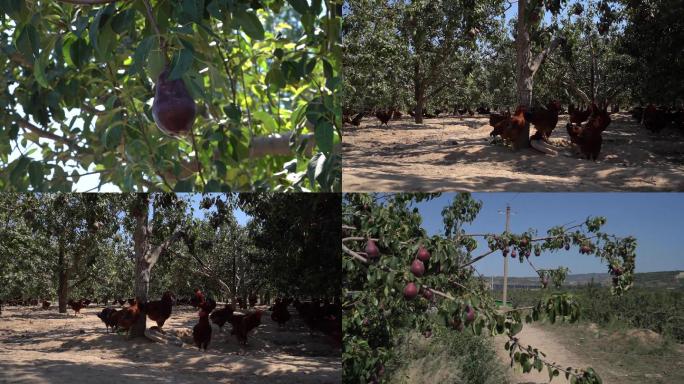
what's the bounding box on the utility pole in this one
[502,204,510,308]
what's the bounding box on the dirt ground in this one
[495,322,603,384]
[0,303,340,384]
[343,113,684,191]
[495,321,684,384]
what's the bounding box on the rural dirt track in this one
[343,113,684,191]
[496,322,611,384]
[0,304,340,384]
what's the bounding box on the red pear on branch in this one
[411,259,425,277]
[152,69,196,136]
[403,282,418,299]
[365,239,380,259]
[417,246,431,262]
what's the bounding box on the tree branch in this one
[530,36,562,75]
[15,116,80,150]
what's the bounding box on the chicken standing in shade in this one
[193,309,212,351]
[67,299,84,316]
[210,304,234,331]
[97,308,120,333]
[270,298,291,327]
[230,310,263,345]
[142,291,175,332]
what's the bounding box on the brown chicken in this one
[566,104,611,160]
[569,104,592,124]
[68,299,84,316]
[97,308,120,333]
[270,298,291,327]
[642,104,668,133]
[230,310,263,345]
[210,304,234,330]
[117,299,141,332]
[375,110,392,126]
[489,106,527,148]
[143,291,175,331]
[193,309,212,351]
[529,100,562,141]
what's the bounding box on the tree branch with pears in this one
[342,192,636,384]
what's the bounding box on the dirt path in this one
[343,113,684,191]
[0,304,340,384]
[495,322,602,384]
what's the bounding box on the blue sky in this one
[412,193,684,277]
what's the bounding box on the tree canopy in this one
[0,0,342,192]
[343,0,683,118]
[0,192,341,310]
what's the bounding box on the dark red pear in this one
[152,69,196,136]
[465,306,475,324]
[417,246,431,262]
[410,259,425,277]
[365,239,380,259]
[422,288,433,301]
[403,282,418,299]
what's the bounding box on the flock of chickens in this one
[343,102,684,161]
[1,291,341,353]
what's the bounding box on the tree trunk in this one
[131,194,150,338]
[57,241,68,314]
[414,62,424,124]
[515,0,532,148]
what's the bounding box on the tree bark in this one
[515,0,533,148]
[57,240,68,314]
[131,194,151,338]
[130,194,185,338]
[414,62,424,124]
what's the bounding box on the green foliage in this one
[511,285,684,343]
[0,0,342,191]
[385,329,506,384]
[343,193,636,383]
[0,193,339,306]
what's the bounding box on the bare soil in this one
[0,304,340,384]
[343,113,684,191]
[495,322,599,384]
[496,321,684,384]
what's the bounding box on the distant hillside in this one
[483,270,684,290]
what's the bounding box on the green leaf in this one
[253,111,278,132]
[10,156,30,185]
[104,124,123,149]
[182,0,204,22]
[131,35,155,76]
[174,178,194,191]
[287,0,310,14]
[314,120,333,153]
[307,152,325,188]
[28,161,44,188]
[510,322,523,336]
[237,9,265,40]
[224,104,242,122]
[168,49,194,81]
[15,24,39,63]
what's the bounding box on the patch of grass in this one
[538,321,684,384]
[385,326,507,384]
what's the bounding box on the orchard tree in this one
[342,193,636,384]
[343,0,503,123]
[125,193,190,337]
[13,193,121,312]
[0,0,341,192]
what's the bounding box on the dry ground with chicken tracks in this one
[0,304,340,384]
[343,113,684,191]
